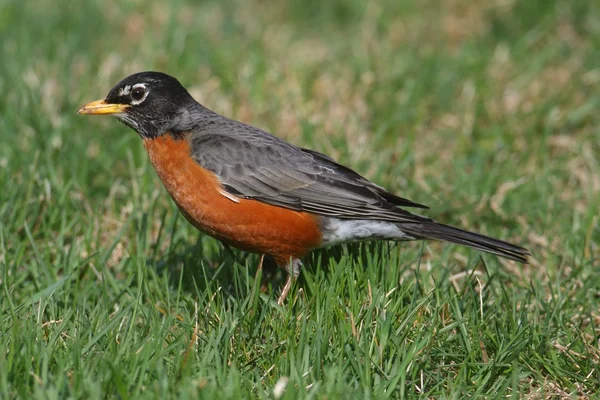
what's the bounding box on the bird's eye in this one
[131,86,146,101]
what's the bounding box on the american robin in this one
[78,71,530,304]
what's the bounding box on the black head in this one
[78,71,201,138]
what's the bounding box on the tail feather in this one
[402,222,530,263]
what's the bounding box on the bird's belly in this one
[320,217,415,246]
[143,134,323,264]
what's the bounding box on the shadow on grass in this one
[143,233,425,305]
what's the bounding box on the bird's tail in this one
[401,222,530,263]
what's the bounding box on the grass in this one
[0,0,599,397]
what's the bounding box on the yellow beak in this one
[77,99,130,115]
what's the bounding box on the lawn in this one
[1,0,599,398]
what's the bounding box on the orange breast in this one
[143,134,323,264]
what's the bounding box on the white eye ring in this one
[130,83,149,105]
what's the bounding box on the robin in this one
[78,71,530,304]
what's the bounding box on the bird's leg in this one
[277,259,302,305]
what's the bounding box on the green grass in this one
[1,0,599,398]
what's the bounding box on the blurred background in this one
[0,0,599,397]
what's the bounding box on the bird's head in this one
[78,71,197,139]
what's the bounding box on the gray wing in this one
[189,122,431,223]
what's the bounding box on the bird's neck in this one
[169,101,219,135]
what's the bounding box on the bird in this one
[78,71,530,305]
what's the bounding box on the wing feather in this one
[190,122,430,224]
